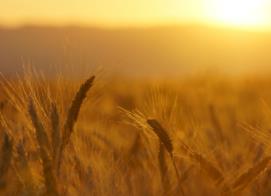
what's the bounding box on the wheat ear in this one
[62,76,95,149]
[147,119,185,196]
[147,119,173,156]
[56,76,95,173]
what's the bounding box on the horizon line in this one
[1,22,271,33]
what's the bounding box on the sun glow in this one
[208,0,268,28]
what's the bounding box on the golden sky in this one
[1,0,271,29]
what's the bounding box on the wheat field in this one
[0,67,271,196]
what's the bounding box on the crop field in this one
[2,0,271,195]
[0,67,270,196]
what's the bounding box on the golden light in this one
[207,0,268,28]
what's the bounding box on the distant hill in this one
[0,25,271,76]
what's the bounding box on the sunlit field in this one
[0,68,271,196]
[2,0,271,195]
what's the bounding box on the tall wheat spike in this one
[29,101,59,196]
[62,76,95,147]
[56,76,95,172]
[147,119,173,156]
[147,119,185,196]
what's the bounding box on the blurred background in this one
[1,0,271,77]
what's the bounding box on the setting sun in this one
[208,0,268,28]
[1,0,271,30]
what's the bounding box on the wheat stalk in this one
[15,142,36,195]
[29,101,59,196]
[50,103,61,163]
[0,133,12,189]
[178,141,224,185]
[158,142,172,195]
[56,76,95,173]
[147,119,185,196]
[232,156,271,192]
